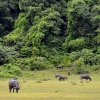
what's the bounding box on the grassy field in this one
[0,69,100,100]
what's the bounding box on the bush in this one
[91,65,100,71]
[19,46,32,57]
[0,49,7,65]
[73,66,89,74]
[30,57,49,70]
[69,51,81,62]
[4,47,20,60]
[3,64,22,76]
[81,49,96,66]
[68,37,86,51]
[72,58,89,74]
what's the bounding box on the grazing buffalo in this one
[56,65,63,69]
[67,70,70,76]
[9,78,20,93]
[55,74,60,78]
[59,76,67,81]
[80,74,91,81]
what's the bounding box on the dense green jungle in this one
[0,0,100,77]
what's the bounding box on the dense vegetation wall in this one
[0,0,100,76]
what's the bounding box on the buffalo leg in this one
[9,87,12,93]
[16,89,18,93]
[13,88,14,93]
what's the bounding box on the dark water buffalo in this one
[56,65,63,69]
[9,78,20,93]
[67,70,70,76]
[55,74,60,78]
[80,74,91,81]
[59,76,67,81]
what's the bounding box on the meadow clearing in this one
[0,69,100,100]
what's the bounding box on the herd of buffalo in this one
[55,66,91,81]
[8,66,92,93]
[55,73,91,81]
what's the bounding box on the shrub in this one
[3,64,22,76]
[91,65,100,71]
[30,57,49,70]
[81,49,96,66]
[0,49,7,65]
[69,51,81,62]
[72,58,89,74]
[67,37,86,51]
[19,46,32,57]
[4,47,20,60]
